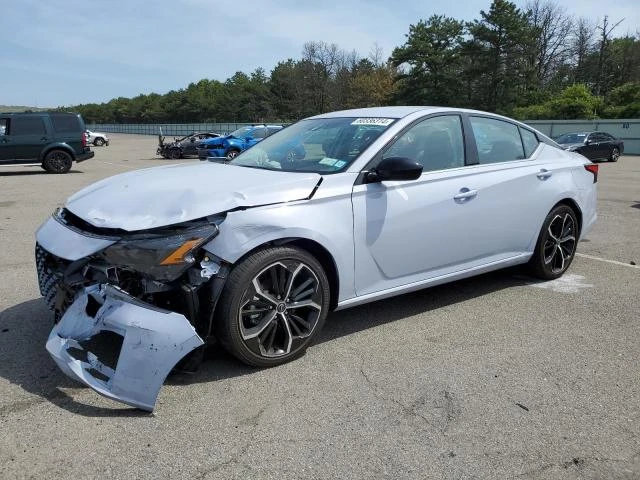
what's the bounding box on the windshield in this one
[555,133,587,144]
[229,126,254,138]
[230,117,395,173]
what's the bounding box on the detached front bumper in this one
[46,284,204,411]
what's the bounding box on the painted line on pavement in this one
[576,253,640,269]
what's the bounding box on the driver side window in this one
[383,115,465,172]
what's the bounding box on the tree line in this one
[71,0,640,124]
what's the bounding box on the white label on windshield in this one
[319,157,339,166]
[351,118,394,126]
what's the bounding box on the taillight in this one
[584,163,598,183]
[82,132,87,147]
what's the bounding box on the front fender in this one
[200,192,356,302]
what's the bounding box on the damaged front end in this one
[47,284,204,411]
[35,208,229,411]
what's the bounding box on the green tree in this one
[464,0,536,113]
[390,15,465,105]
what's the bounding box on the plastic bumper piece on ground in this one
[46,284,204,411]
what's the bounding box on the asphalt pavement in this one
[0,135,638,479]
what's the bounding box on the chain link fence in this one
[88,120,640,155]
[525,119,640,155]
[86,123,258,137]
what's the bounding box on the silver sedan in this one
[36,107,597,410]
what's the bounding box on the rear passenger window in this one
[11,116,46,135]
[470,116,525,164]
[519,128,539,157]
[50,114,81,132]
[0,118,7,135]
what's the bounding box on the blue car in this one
[197,125,286,160]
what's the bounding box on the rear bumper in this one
[46,284,204,411]
[76,150,95,163]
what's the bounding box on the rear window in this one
[519,128,540,157]
[11,116,47,135]
[50,114,82,132]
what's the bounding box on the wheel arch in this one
[553,198,583,239]
[223,237,340,311]
[40,143,76,161]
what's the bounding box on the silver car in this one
[35,107,598,411]
[85,129,109,146]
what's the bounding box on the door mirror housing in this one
[367,156,423,183]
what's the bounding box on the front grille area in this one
[35,243,68,311]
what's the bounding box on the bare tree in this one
[368,42,385,66]
[526,0,574,88]
[571,17,595,84]
[595,15,625,94]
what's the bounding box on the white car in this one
[36,106,597,411]
[85,129,109,146]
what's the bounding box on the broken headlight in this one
[100,222,219,281]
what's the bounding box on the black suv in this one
[0,112,94,173]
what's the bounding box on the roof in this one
[309,106,441,120]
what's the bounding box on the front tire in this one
[609,147,620,162]
[43,149,72,174]
[216,246,330,368]
[226,149,240,160]
[529,205,578,280]
[94,137,105,146]
[169,148,181,159]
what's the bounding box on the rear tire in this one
[528,205,578,280]
[609,147,620,162]
[43,150,72,174]
[94,137,105,146]
[215,246,330,368]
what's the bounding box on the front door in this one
[351,114,550,297]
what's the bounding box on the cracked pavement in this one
[0,136,639,479]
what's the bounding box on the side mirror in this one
[190,137,196,142]
[367,157,423,183]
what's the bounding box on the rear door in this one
[4,115,48,162]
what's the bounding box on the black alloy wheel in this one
[43,149,73,174]
[529,205,578,280]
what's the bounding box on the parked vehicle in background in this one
[157,132,221,159]
[85,129,109,146]
[35,106,598,411]
[0,111,94,173]
[196,125,285,160]
[555,131,624,162]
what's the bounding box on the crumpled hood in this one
[201,135,231,146]
[65,162,321,231]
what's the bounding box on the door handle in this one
[41,137,48,141]
[536,169,552,180]
[453,188,478,201]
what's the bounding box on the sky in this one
[0,0,638,107]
